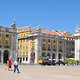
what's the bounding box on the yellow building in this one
[17,25,75,64]
[0,19,17,63]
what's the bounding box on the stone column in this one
[35,37,39,64]
[11,33,17,63]
[56,39,59,62]
[1,51,4,64]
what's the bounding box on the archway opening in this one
[30,52,35,63]
[4,50,9,63]
[47,53,50,58]
[58,53,61,60]
[42,52,46,57]
[52,53,55,59]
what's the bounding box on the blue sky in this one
[0,0,80,34]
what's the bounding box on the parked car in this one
[56,61,65,65]
[49,60,56,65]
[38,58,51,65]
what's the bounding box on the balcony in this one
[59,49,62,52]
[4,45,9,48]
[48,48,51,51]
[53,49,56,51]
[42,48,46,50]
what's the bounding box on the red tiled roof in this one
[41,29,74,38]
[41,29,62,36]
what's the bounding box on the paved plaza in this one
[0,65,80,80]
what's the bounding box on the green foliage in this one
[64,58,69,64]
[72,60,75,64]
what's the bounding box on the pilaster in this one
[27,38,31,63]
[1,51,4,64]
[56,39,58,62]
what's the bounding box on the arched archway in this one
[30,52,35,63]
[52,53,55,59]
[0,51,1,63]
[58,53,61,59]
[42,52,46,57]
[47,53,50,58]
[4,50,9,63]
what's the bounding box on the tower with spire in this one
[11,19,17,63]
[11,18,17,29]
[73,24,80,61]
[75,24,80,33]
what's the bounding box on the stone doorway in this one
[4,50,9,63]
[58,53,61,59]
[30,52,35,63]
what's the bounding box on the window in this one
[23,52,25,56]
[26,52,28,57]
[67,48,68,51]
[5,40,9,46]
[32,38,34,41]
[53,45,55,49]
[72,42,74,45]
[21,40,22,43]
[59,41,61,44]
[48,39,50,42]
[6,34,9,37]
[23,39,25,43]
[43,38,45,42]
[59,45,61,50]
[69,38,71,40]
[20,52,22,56]
[17,52,19,57]
[72,48,74,51]
[18,46,19,49]
[26,33,28,37]
[24,34,25,37]
[48,44,50,50]
[66,42,68,45]
[20,45,22,49]
[21,34,22,38]
[23,46,25,49]
[0,33,1,37]
[18,40,19,43]
[18,35,20,38]
[0,40,1,45]
[53,40,55,43]
[43,44,45,50]
[26,46,28,49]
[26,39,28,42]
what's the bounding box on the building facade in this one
[17,25,74,64]
[0,19,17,64]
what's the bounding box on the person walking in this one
[8,58,12,71]
[14,59,20,73]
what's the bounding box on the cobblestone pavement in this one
[0,65,80,80]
